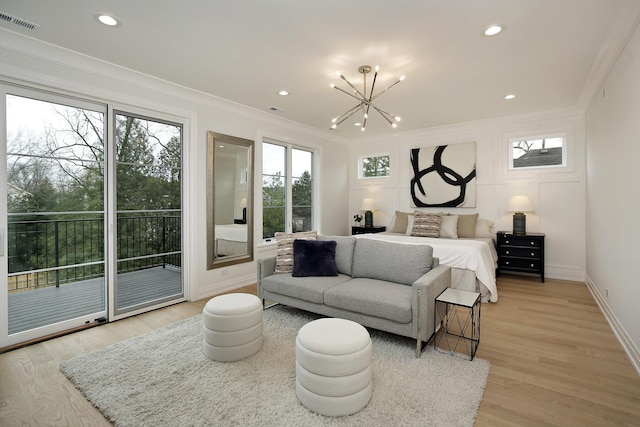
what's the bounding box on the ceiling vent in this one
[0,11,40,31]
[268,106,285,113]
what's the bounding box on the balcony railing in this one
[7,211,181,293]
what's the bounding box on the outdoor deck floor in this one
[8,267,182,335]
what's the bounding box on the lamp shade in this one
[360,198,377,211]
[240,197,247,208]
[507,195,534,213]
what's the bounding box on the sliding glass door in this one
[1,88,185,347]
[2,89,107,345]
[113,112,183,315]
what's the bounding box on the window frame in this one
[261,139,315,242]
[357,153,391,180]
[507,133,567,171]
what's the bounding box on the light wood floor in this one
[1,277,639,426]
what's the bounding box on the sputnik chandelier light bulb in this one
[330,65,404,132]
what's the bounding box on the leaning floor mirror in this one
[207,131,254,269]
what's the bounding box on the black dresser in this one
[496,231,545,282]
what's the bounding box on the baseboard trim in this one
[585,274,640,377]
[194,273,255,301]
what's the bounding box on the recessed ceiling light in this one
[505,94,516,100]
[278,90,289,96]
[95,13,120,27]
[483,25,503,36]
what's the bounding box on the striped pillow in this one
[274,230,317,273]
[410,212,441,238]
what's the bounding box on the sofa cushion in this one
[318,235,356,275]
[324,278,413,324]
[351,239,433,285]
[292,240,338,277]
[261,273,351,304]
[274,230,317,273]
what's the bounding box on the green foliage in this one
[7,105,182,285]
[261,170,312,238]
[262,172,285,239]
[362,155,390,177]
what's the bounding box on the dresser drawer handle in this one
[505,240,509,244]
[531,263,535,267]
[531,252,535,256]
[530,241,535,245]
[506,250,510,255]
[505,261,509,265]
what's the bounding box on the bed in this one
[215,224,247,257]
[353,232,498,302]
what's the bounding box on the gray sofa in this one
[257,235,451,357]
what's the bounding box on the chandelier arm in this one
[333,85,365,102]
[339,74,368,100]
[371,104,395,125]
[334,104,363,126]
[370,78,403,102]
[364,70,378,121]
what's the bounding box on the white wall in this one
[350,109,586,282]
[0,30,350,304]
[585,21,640,373]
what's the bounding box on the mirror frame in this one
[206,131,254,269]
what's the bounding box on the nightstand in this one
[351,226,386,235]
[496,231,545,282]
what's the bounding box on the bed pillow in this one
[292,239,338,277]
[411,211,441,238]
[475,218,494,238]
[457,214,479,238]
[439,214,459,238]
[274,230,317,273]
[405,213,415,235]
[390,211,409,233]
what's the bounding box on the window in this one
[509,135,566,170]
[358,154,390,178]
[262,141,313,239]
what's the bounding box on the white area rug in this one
[60,305,490,426]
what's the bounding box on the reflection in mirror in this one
[207,132,254,269]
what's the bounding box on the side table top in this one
[436,288,480,307]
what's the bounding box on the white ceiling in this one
[1,0,638,139]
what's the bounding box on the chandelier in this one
[330,65,404,132]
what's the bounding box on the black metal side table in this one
[434,288,481,360]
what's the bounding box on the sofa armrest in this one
[411,264,451,342]
[257,256,277,298]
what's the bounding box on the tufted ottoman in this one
[295,318,372,417]
[202,293,263,362]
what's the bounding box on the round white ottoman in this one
[295,318,372,417]
[202,293,263,362]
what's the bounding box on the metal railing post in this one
[55,221,60,287]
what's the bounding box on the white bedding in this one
[354,233,498,302]
[215,224,247,242]
[215,224,247,257]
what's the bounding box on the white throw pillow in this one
[475,218,494,238]
[439,215,459,238]
[405,213,415,235]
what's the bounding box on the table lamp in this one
[507,195,534,235]
[360,198,377,228]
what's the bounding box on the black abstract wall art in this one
[410,142,476,208]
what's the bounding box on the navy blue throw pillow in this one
[292,239,338,277]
